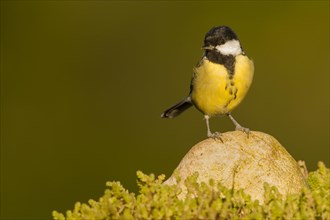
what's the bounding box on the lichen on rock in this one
[52,131,329,220]
[164,131,307,203]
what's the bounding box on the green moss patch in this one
[53,162,329,220]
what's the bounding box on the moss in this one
[53,162,330,220]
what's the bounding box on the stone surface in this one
[164,131,307,203]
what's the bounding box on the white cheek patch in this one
[215,39,242,56]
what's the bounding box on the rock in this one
[164,131,307,203]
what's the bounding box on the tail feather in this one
[161,97,193,118]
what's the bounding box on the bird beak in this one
[201,45,215,50]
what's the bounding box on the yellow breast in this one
[191,55,254,116]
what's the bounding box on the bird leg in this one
[227,113,250,137]
[204,115,222,141]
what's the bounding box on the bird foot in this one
[207,131,223,142]
[235,125,250,137]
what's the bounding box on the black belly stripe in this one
[234,88,238,99]
[205,50,236,75]
[224,97,233,109]
[224,82,238,109]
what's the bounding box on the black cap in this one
[203,26,238,48]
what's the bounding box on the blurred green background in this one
[1,1,328,219]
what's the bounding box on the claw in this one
[208,131,223,142]
[235,125,250,138]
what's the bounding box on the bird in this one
[161,26,254,138]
